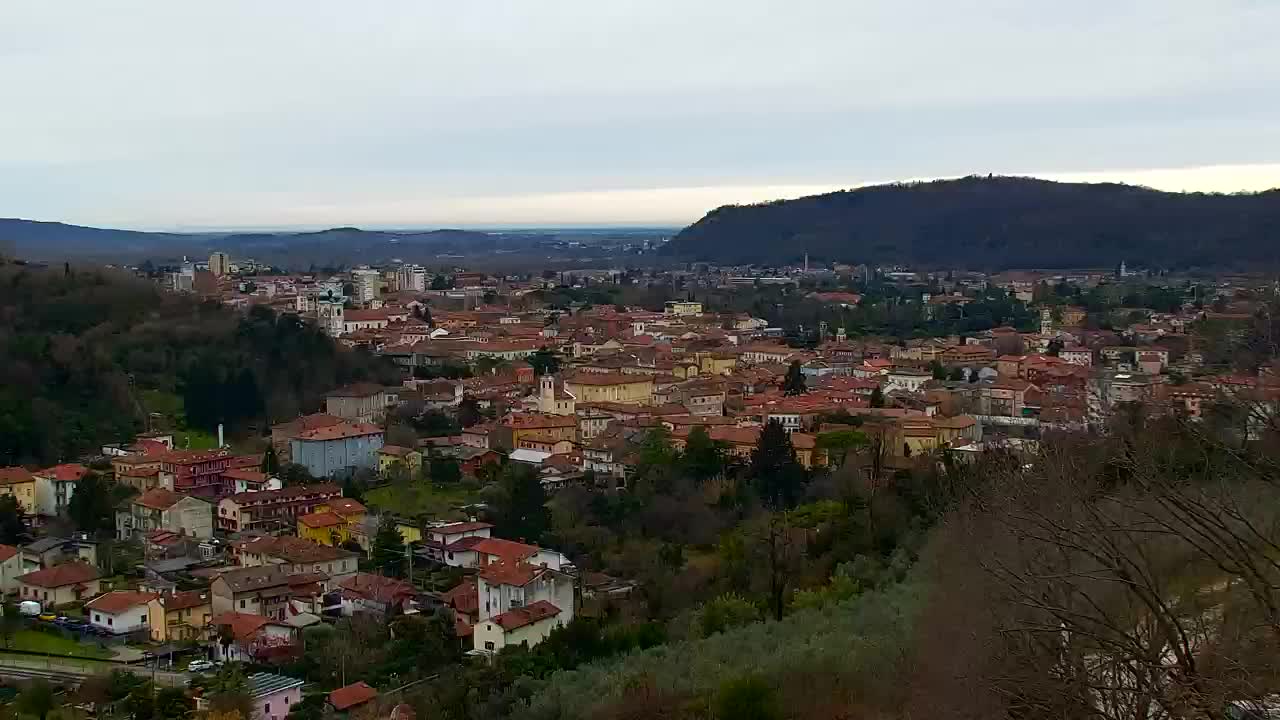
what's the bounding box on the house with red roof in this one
[18,561,101,607]
[472,558,575,653]
[207,611,298,663]
[328,682,378,715]
[85,590,158,634]
[0,467,37,514]
[336,573,417,615]
[0,544,22,595]
[33,464,88,518]
[116,487,214,541]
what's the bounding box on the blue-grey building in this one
[288,422,385,478]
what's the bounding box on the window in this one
[264,704,270,715]
[484,641,495,650]
[240,600,246,609]
[94,614,100,622]
[107,618,113,626]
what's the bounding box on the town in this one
[0,247,1277,720]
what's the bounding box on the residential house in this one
[112,453,165,493]
[324,384,392,423]
[245,672,304,720]
[147,590,213,642]
[158,449,234,499]
[85,591,157,635]
[377,446,422,476]
[472,560,575,653]
[0,468,37,514]
[210,566,327,620]
[270,413,343,463]
[116,488,214,541]
[1060,346,1094,367]
[225,469,275,495]
[884,368,932,394]
[235,535,358,584]
[0,545,21,594]
[33,464,87,518]
[328,683,378,715]
[492,414,577,451]
[939,345,997,365]
[289,423,385,478]
[210,615,300,665]
[217,484,343,533]
[563,372,655,406]
[21,536,97,573]
[337,574,417,615]
[17,561,101,608]
[418,521,494,564]
[297,512,348,547]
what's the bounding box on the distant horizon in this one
[7,166,1279,234]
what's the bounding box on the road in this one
[0,654,190,687]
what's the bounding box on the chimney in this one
[217,423,225,448]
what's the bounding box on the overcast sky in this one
[2,1,1278,230]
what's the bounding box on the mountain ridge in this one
[661,176,1280,269]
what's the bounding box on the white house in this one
[419,521,493,564]
[0,545,23,595]
[472,560,574,653]
[885,369,931,394]
[85,591,157,635]
[32,464,87,518]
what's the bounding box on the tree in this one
[17,679,57,720]
[429,455,462,485]
[750,420,804,509]
[204,665,252,720]
[495,463,549,542]
[155,686,192,720]
[948,366,966,382]
[681,426,726,482]
[714,674,781,720]
[0,602,19,649]
[456,395,482,428]
[371,515,406,578]
[68,472,116,537]
[0,495,26,545]
[262,445,280,475]
[430,274,452,291]
[278,463,316,487]
[869,385,885,408]
[1046,337,1064,356]
[782,360,807,396]
[528,347,560,376]
[929,360,947,380]
[695,593,760,637]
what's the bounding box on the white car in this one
[186,660,216,673]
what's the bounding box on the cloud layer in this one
[2,1,1278,229]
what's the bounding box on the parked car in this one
[186,660,215,673]
[37,613,57,622]
[18,601,41,617]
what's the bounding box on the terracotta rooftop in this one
[34,464,90,482]
[298,511,344,529]
[0,468,34,486]
[156,590,211,612]
[209,611,273,642]
[479,560,544,587]
[134,487,185,511]
[0,545,17,563]
[329,682,378,711]
[432,521,493,536]
[325,383,387,398]
[238,535,357,564]
[328,498,367,516]
[294,422,384,442]
[565,372,654,386]
[19,561,100,589]
[85,591,158,614]
[489,600,561,631]
[226,483,341,505]
[471,538,538,563]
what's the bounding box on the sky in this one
[2,1,1278,230]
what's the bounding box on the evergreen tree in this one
[496,463,549,542]
[457,395,482,428]
[429,455,462,484]
[67,472,115,537]
[371,515,406,577]
[869,385,885,408]
[529,347,561,376]
[782,361,807,396]
[262,446,279,475]
[929,360,947,380]
[1046,337,1064,356]
[682,426,726,481]
[750,420,804,509]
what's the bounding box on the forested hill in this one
[0,262,398,466]
[662,176,1280,269]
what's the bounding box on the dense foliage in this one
[664,176,1280,268]
[0,264,397,465]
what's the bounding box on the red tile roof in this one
[0,468,34,486]
[209,611,273,642]
[442,578,478,615]
[294,422,384,441]
[328,498,367,517]
[85,591,158,614]
[226,483,341,505]
[432,521,493,536]
[134,487,185,511]
[156,590,211,612]
[0,544,18,563]
[329,682,378,711]
[19,561,100,588]
[478,561,542,587]
[471,538,538,563]
[298,511,344,529]
[34,464,89,482]
[490,600,561,631]
[337,573,416,605]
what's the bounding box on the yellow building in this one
[695,352,737,376]
[395,521,423,545]
[0,468,37,514]
[378,445,422,476]
[298,511,351,546]
[664,300,703,316]
[297,497,368,547]
[564,372,654,405]
[147,590,212,642]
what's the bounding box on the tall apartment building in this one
[352,269,381,303]
[396,265,427,292]
[209,252,231,277]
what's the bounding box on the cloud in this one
[1,1,1277,228]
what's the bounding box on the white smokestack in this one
[217,423,225,448]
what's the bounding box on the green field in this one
[364,482,481,520]
[7,630,113,659]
